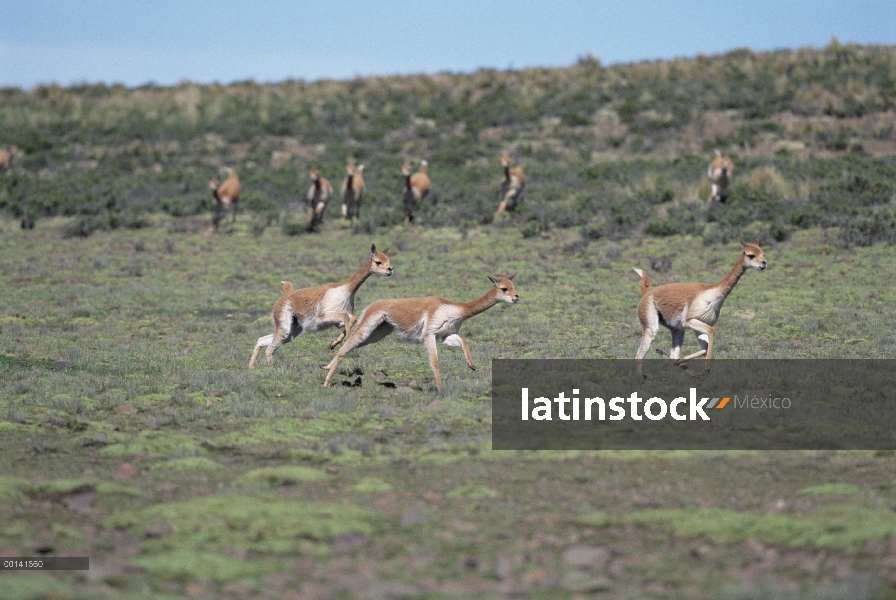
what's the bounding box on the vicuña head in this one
[369,243,393,276]
[488,275,520,304]
[738,238,766,270]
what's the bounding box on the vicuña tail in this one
[632,268,651,296]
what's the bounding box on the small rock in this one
[561,572,612,593]
[332,532,367,553]
[93,432,108,444]
[426,399,444,410]
[145,521,173,538]
[494,554,514,580]
[400,504,426,527]
[114,463,138,479]
[561,545,611,570]
[366,581,418,599]
[114,404,137,415]
[325,466,339,475]
[395,386,415,393]
[61,489,98,513]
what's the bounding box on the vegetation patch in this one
[100,431,207,458]
[352,477,394,493]
[133,549,269,583]
[580,505,896,549]
[149,457,225,473]
[106,494,382,554]
[234,466,330,488]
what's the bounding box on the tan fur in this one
[707,150,734,203]
[401,160,430,223]
[209,167,241,230]
[306,167,333,229]
[249,245,393,368]
[340,163,366,219]
[495,154,526,217]
[324,276,519,391]
[0,145,18,171]
[633,240,766,375]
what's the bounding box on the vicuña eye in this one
[747,254,755,259]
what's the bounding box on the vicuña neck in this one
[344,260,373,294]
[716,255,747,297]
[458,288,499,319]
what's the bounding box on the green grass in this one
[1,217,895,598]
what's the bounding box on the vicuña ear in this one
[488,276,498,285]
[382,247,390,255]
[738,238,746,249]
[370,243,376,256]
[508,273,515,281]
[754,237,760,245]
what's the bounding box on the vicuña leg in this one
[424,334,442,392]
[323,316,394,387]
[635,325,658,378]
[322,312,355,349]
[669,330,685,360]
[677,320,714,371]
[264,326,294,363]
[249,334,274,368]
[444,334,476,370]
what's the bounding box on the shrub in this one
[839,206,896,247]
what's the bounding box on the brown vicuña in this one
[633,239,766,376]
[495,154,525,217]
[249,244,393,368]
[401,160,430,223]
[0,145,18,172]
[340,163,365,220]
[306,167,333,230]
[208,167,241,230]
[323,276,519,391]
[707,150,734,203]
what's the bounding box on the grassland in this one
[2,216,896,598]
[2,41,896,598]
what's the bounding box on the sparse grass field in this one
[2,217,896,599]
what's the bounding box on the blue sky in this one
[2,1,894,89]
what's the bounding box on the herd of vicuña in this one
[234,150,756,389]
[0,140,760,390]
